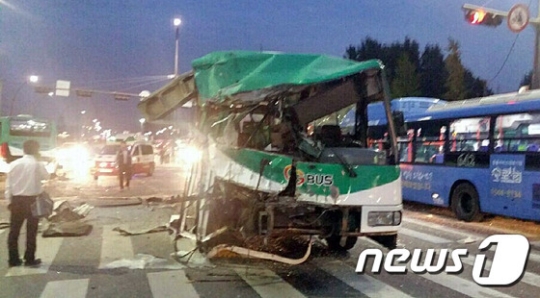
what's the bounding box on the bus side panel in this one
[512,170,540,221]
[400,164,517,217]
[400,164,452,207]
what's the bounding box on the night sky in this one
[0,0,537,132]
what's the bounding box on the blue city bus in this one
[367,91,540,222]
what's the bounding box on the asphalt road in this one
[0,163,539,297]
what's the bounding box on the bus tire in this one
[325,235,358,251]
[369,234,397,249]
[451,182,483,222]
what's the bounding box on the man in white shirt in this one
[5,140,50,267]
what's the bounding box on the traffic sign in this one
[507,4,529,33]
[55,80,71,97]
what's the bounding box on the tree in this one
[464,70,492,98]
[419,44,447,98]
[443,39,467,101]
[391,53,421,98]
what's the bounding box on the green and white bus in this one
[0,115,58,175]
[139,51,403,250]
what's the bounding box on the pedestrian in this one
[5,140,50,267]
[116,141,132,190]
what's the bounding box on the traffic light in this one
[463,5,504,27]
[76,89,93,97]
[113,92,131,101]
[34,86,54,94]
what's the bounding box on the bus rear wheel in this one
[451,182,483,222]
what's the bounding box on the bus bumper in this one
[358,204,402,234]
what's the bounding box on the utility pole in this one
[463,3,540,89]
[0,80,3,116]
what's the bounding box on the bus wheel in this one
[325,235,358,251]
[451,183,483,222]
[369,234,397,249]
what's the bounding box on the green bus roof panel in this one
[192,51,383,102]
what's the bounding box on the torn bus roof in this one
[138,51,387,122]
[192,51,384,104]
[137,72,196,122]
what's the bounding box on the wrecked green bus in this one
[139,51,402,251]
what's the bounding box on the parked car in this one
[91,141,155,180]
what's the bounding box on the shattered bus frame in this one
[139,51,402,254]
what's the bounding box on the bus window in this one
[413,125,445,163]
[495,113,540,152]
[449,117,490,152]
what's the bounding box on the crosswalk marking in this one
[2,215,540,297]
[40,279,89,298]
[458,251,540,287]
[527,252,540,263]
[418,270,515,298]
[6,236,63,277]
[147,271,199,298]
[99,225,134,268]
[233,267,306,298]
[313,259,413,298]
[403,217,482,240]
[399,227,453,244]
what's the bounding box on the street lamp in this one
[139,118,146,133]
[173,17,182,77]
[80,110,87,141]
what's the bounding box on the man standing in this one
[116,141,132,190]
[5,140,50,267]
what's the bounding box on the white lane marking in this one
[457,251,540,288]
[313,259,413,298]
[403,217,481,242]
[233,267,306,298]
[6,236,63,277]
[148,271,199,298]
[99,225,134,269]
[399,227,452,244]
[527,252,540,263]
[404,217,540,256]
[40,279,89,298]
[418,269,515,298]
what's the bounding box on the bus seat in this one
[433,153,444,164]
[527,144,540,152]
[319,125,342,147]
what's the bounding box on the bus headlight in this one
[367,211,402,226]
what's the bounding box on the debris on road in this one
[91,197,142,208]
[48,200,94,222]
[42,221,93,237]
[42,200,94,237]
[103,253,186,270]
[171,249,214,268]
[207,240,313,265]
[112,225,168,236]
[457,236,478,244]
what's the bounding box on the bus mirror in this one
[392,111,407,136]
